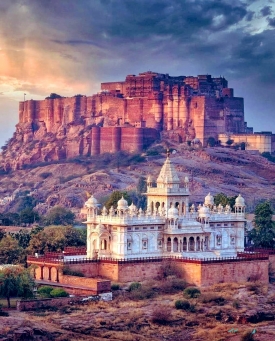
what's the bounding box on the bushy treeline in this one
[0,225,86,265]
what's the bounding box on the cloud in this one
[268,17,275,26]
[0,0,275,144]
[260,6,272,16]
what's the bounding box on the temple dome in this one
[117,196,128,210]
[204,193,214,206]
[235,194,245,207]
[157,157,180,185]
[198,205,210,217]
[129,202,137,213]
[85,195,98,208]
[168,206,179,219]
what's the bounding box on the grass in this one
[0,298,19,308]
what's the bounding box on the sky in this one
[0,0,275,146]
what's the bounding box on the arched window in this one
[101,239,107,250]
[189,237,195,251]
[167,237,171,252]
[183,237,187,251]
[142,236,148,249]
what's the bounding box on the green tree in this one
[45,93,63,99]
[43,206,75,226]
[19,208,39,225]
[248,201,275,248]
[226,139,234,146]
[13,229,31,249]
[207,137,216,147]
[0,212,20,226]
[17,195,37,211]
[0,266,34,308]
[27,225,85,254]
[104,190,132,210]
[214,193,237,209]
[0,235,24,264]
[0,228,6,241]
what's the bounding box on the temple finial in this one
[166,148,170,158]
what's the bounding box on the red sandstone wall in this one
[59,274,110,293]
[98,262,119,281]
[268,254,275,276]
[117,262,162,282]
[201,260,269,287]
[190,97,206,143]
[65,263,99,277]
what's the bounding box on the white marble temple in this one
[84,156,246,259]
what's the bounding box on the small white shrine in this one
[84,155,246,259]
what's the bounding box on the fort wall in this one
[218,133,272,153]
[8,71,274,169]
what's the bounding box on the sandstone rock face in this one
[1,72,245,170]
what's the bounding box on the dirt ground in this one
[0,280,275,341]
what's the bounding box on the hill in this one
[0,143,275,216]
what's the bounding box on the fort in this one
[3,71,274,170]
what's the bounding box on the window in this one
[127,242,132,250]
[150,226,155,230]
[158,239,163,248]
[224,224,228,227]
[216,235,222,245]
[230,236,235,245]
[143,227,147,230]
[142,240,148,249]
[217,224,221,227]
[127,227,132,231]
[135,227,139,230]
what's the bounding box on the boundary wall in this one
[27,254,269,287]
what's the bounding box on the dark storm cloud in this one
[0,0,273,84]
[260,5,272,16]
[268,17,275,26]
[1,0,275,140]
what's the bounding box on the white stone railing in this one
[86,212,245,224]
[87,214,166,224]
[146,187,189,194]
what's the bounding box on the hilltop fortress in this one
[2,71,274,169]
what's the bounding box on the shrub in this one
[183,287,201,298]
[37,286,54,297]
[199,293,226,305]
[175,300,190,310]
[129,287,155,300]
[160,279,187,294]
[160,261,181,279]
[232,299,240,309]
[151,306,171,324]
[111,284,120,291]
[241,330,255,341]
[39,172,52,179]
[129,282,141,292]
[50,288,69,298]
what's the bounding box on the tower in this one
[146,153,189,217]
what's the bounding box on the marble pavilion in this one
[84,155,246,259]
